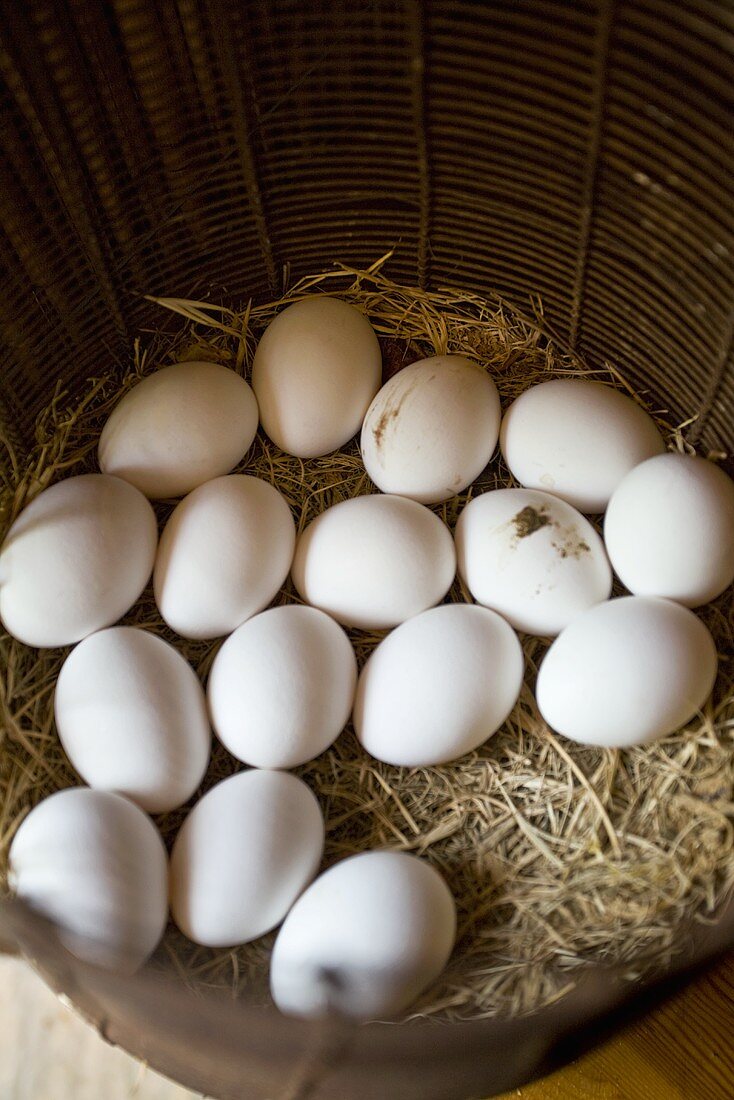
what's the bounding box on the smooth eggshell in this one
[98,361,259,499]
[251,297,381,458]
[604,454,734,606]
[0,474,157,648]
[360,355,501,504]
[535,596,718,748]
[154,475,296,639]
[170,770,324,947]
[55,627,211,813]
[499,379,665,513]
[353,603,524,767]
[8,788,168,973]
[291,494,456,629]
[270,850,456,1020]
[455,488,612,636]
[208,605,357,769]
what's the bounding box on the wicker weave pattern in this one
[1,6,734,1096]
[0,0,732,451]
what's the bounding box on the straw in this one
[1,256,732,1021]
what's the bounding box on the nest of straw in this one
[1,257,733,1021]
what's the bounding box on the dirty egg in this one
[455,488,612,636]
[360,354,500,504]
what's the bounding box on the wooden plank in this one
[500,954,734,1100]
[0,957,202,1100]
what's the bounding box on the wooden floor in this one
[0,957,202,1100]
[2,954,733,1099]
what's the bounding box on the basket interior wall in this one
[0,0,732,454]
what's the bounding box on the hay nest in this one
[1,255,733,1022]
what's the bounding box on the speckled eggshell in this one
[251,297,382,458]
[499,379,665,513]
[604,453,734,606]
[0,473,157,648]
[353,603,524,767]
[270,850,456,1021]
[291,494,456,629]
[360,355,501,504]
[8,788,168,973]
[455,488,612,636]
[208,605,357,769]
[98,360,259,499]
[154,475,296,639]
[55,627,211,813]
[535,596,718,748]
[170,770,324,948]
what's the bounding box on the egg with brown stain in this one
[360,355,500,504]
[456,488,612,636]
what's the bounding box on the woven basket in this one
[1,3,733,1098]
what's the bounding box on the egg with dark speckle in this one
[360,355,500,504]
[456,488,612,636]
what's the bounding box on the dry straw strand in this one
[0,256,732,1021]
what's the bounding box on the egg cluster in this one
[3,296,734,1022]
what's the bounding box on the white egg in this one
[170,770,324,947]
[270,850,456,1020]
[208,606,357,769]
[499,379,665,513]
[0,474,157,648]
[55,627,211,813]
[154,475,295,639]
[455,488,612,636]
[604,454,734,607]
[354,603,523,767]
[536,596,717,748]
[291,494,456,630]
[98,361,259,499]
[8,788,168,973]
[360,355,501,504]
[251,297,381,458]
